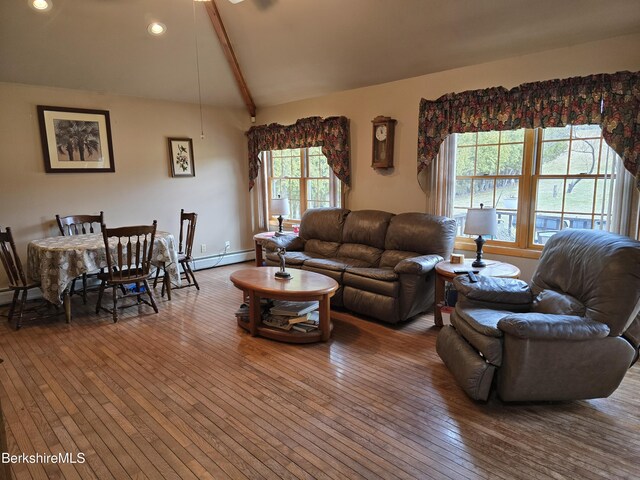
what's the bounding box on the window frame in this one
[265,147,342,227]
[454,127,618,259]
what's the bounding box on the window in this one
[266,147,342,223]
[453,125,626,253]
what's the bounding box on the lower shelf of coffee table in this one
[237,318,333,344]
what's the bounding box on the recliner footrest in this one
[436,326,496,401]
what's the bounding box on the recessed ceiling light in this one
[147,22,167,36]
[30,0,52,11]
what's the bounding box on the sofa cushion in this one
[299,207,349,243]
[265,250,322,266]
[451,311,504,366]
[304,239,341,258]
[343,270,399,297]
[531,290,586,316]
[336,243,382,266]
[303,257,371,272]
[455,307,513,338]
[342,210,393,249]
[379,250,422,268]
[454,276,533,306]
[385,213,457,258]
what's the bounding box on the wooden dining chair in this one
[153,209,199,300]
[55,211,104,304]
[96,221,159,322]
[0,227,45,329]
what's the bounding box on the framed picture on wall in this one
[37,105,115,173]
[168,138,195,177]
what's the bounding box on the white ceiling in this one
[1,0,639,110]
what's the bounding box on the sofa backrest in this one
[383,213,456,258]
[300,207,350,257]
[337,210,394,265]
[531,229,640,336]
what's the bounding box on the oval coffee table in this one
[230,267,338,343]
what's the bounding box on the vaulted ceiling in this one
[1,0,639,111]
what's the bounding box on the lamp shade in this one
[464,206,498,236]
[270,197,290,217]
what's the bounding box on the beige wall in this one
[0,82,252,288]
[255,33,640,281]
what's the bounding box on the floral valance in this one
[247,116,350,190]
[417,71,640,189]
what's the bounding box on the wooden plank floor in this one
[0,262,638,480]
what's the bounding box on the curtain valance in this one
[247,116,350,190]
[417,71,640,189]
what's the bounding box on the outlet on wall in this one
[200,244,206,253]
[224,241,231,249]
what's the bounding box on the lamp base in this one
[472,235,486,268]
[277,215,284,233]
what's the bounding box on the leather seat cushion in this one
[343,271,399,297]
[303,257,371,272]
[455,307,514,338]
[344,267,398,282]
[451,311,504,366]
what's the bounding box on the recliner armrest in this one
[394,254,443,275]
[263,235,305,251]
[498,313,610,340]
[453,276,533,306]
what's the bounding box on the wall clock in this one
[371,116,396,169]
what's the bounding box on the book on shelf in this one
[269,300,319,317]
[291,323,319,333]
[262,314,293,331]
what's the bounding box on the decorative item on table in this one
[463,203,498,268]
[274,247,291,279]
[270,195,290,235]
[450,253,464,264]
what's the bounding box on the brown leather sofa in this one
[436,229,640,402]
[264,208,456,324]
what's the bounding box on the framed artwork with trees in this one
[37,105,115,173]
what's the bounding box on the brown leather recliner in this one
[436,229,640,402]
[264,208,456,324]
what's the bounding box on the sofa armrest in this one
[263,235,305,252]
[453,276,533,307]
[394,254,443,275]
[498,313,610,340]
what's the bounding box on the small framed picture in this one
[37,105,115,173]
[168,138,195,177]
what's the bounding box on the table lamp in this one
[463,203,498,268]
[270,195,290,234]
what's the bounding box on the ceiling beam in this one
[204,0,257,118]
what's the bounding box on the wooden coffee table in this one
[434,259,521,326]
[230,267,338,343]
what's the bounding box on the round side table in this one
[434,259,520,326]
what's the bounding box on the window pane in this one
[564,179,596,214]
[472,178,495,208]
[533,213,563,245]
[540,141,569,175]
[308,156,321,177]
[565,214,594,230]
[477,131,500,144]
[457,132,477,146]
[498,144,523,175]
[455,146,475,176]
[308,146,323,156]
[496,210,517,242]
[500,129,525,143]
[542,126,571,140]
[454,179,472,208]
[476,145,498,175]
[307,179,331,210]
[572,124,602,139]
[569,139,600,175]
[536,179,564,212]
[495,178,519,210]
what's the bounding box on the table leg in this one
[254,240,264,267]
[248,291,260,336]
[164,270,172,301]
[63,289,71,323]
[319,294,331,341]
[434,273,445,327]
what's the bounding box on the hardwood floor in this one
[0,262,638,479]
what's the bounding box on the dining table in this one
[27,231,181,323]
